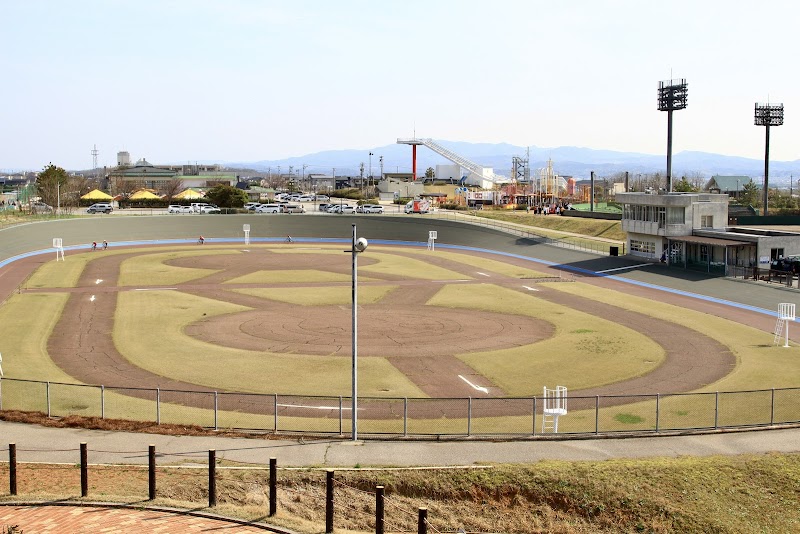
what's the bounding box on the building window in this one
[667,207,685,224]
[701,215,713,228]
[771,248,785,260]
[630,239,655,254]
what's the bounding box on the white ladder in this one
[774,318,785,346]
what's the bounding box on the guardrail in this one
[2,378,797,439]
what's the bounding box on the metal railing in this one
[2,378,797,439]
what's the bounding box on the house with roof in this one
[618,191,800,274]
[705,175,752,199]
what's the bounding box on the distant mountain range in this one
[221,141,800,184]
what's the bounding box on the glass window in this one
[667,207,685,224]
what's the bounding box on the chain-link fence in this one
[2,378,798,438]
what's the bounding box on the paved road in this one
[3,420,800,468]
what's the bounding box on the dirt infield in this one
[0,244,745,403]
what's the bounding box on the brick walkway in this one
[0,504,280,533]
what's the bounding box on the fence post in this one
[376,485,385,534]
[417,507,428,534]
[101,385,105,419]
[208,449,216,507]
[532,396,537,435]
[274,394,278,432]
[156,388,161,425]
[655,394,660,433]
[467,397,472,436]
[403,398,408,437]
[339,396,343,436]
[595,396,600,434]
[9,443,17,496]
[148,445,156,500]
[269,457,277,517]
[46,381,51,417]
[714,392,719,429]
[214,391,218,431]
[80,442,88,497]
[325,469,334,534]
[771,388,775,425]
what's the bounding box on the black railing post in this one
[376,485,385,534]
[80,442,88,497]
[418,507,428,534]
[326,469,334,534]
[148,445,156,500]
[269,457,277,517]
[9,443,17,496]
[208,449,216,507]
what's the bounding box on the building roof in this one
[706,175,751,192]
[668,235,752,247]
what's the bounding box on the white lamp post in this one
[350,224,368,440]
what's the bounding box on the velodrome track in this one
[0,212,796,326]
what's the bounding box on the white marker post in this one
[775,303,796,348]
[243,224,251,246]
[53,238,64,261]
[427,230,437,251]
[0,352,3,377]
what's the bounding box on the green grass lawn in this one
[117,249,235,286]
[404,249,552,278]
[468,210,626,241]
[234,285,397,305]
[426,283,665,395]
[359,251,472,280]
[114,290,425,397]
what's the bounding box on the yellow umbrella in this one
[174,188,204,200]
[129,190,161,200]
[81,189,113,200]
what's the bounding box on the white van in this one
[190,202,210,213]
[281,204,305,214]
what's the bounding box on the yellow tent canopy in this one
[81,189,113,200]
[174,188,204,200]
[129,190,161,200]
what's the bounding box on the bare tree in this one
[161,178,184,203]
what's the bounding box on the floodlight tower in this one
[657,79,688,192]
[754,102,784,216]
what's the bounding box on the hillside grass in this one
[468,210,626,241]
[0,452,797,533]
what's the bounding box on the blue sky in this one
[2,0,799,170]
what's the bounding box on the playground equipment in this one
[542,385,568,433]
[774,303,796,348]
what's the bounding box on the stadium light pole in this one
[754,102,784,216]
[350,224,368,441]
[657,78,688,192]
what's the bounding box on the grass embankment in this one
[0,451,798,533]
[467,210,626,242]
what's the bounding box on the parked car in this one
[256,204,281,213]
[244,202,262,211]
[32,202,54,213]
[318,203,332,212]
[357,204,384,214]
[771,256,800,274]
[168,205,192,213]
[314,194,330,202]
[329,204,355,214]
[86,203,113,214]
[297,195,315,202]
[281,204,306,214]
[199,205,221,214]
[190,202,210,213]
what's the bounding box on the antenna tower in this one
[91,144,99,178]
